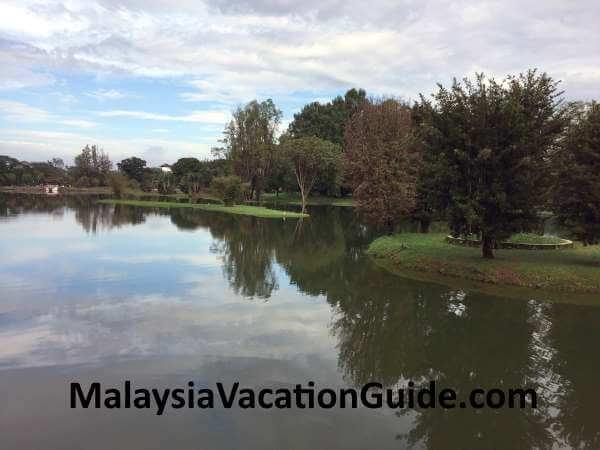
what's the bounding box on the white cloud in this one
[98,109,230,124]
[86,89,127,100]
[0,100,98,128]
[0,100,50,122]
[0,0,596,100]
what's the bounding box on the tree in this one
[281,136,341,214]
[107,172,129,198]
[420,70,568,258]
[157,172,175,194]
[288,88,368,146]
[117,157,146,183]
[171,157,202,179]
[289,88,369,196]
[218,99,282,202]
[553,101,600,244]
[71,145,112,185]
[181,172,204,197]
[212,175,243,206]
[345,99,421,233]
[49,158,65,170]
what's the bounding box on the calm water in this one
[0,193,599,449]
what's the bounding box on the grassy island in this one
[367,233,600,294]
[252,192,355,207]
[97,199,309,219]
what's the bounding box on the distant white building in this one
[45,184,59,195]
[160,164,172,173]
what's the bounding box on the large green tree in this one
[217,99,282,202]
[171,157,202,179]
[553,101,600,244]
[289,88,368,196]
[288,88,368,146]
[117,157,146,182]
[420,70,568,258]
[345,99,421,232]
[281,136,342,213]
[71,145,112,185]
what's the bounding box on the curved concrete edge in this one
[445,235,574,250]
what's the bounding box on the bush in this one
[75,176,90,188]
[127,178,141,191]
[107,172,129,198]
[211,175,242,206]
[157,173,176,194]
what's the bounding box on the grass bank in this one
[97,199,309,218]
[254,192,355,207]
[367,233,600,294]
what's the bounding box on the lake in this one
[0,193,599,449]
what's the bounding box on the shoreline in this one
[97,198,309,219]
[367,233,600,295]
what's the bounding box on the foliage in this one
[71,145,112,185]
[181,172,204,196]
[75,175,90,187]
[288,88,369,196]
[553,101,600,245]
[140,168,158,192]
[117,157,147,182]
[217,99,282,202]
[157,172,176,194]
[171,157,202,179]
[419,70,568,258]
[177,158,231,193]
[0,155,67,186]
[280,136,342,213]
[107,172,129,198]
[345,99,421,232]
[211,175,243,206]
[288,88,368,146]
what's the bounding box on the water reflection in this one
[1,193,599,449]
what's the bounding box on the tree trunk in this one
[300,189,307,214]
[387,219,394,235]
[419,218,431,233]
[482,234,495,259]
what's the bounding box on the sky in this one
[0,0,599,167]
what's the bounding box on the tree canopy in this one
[345,99,421,232]
[218,99,282,202]
[117,157,147,182]
[553,101,600,244]
[419,70,568,257]
[281,135,342,213]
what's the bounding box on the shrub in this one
[75,176,90,188]
[157,173,176,194]
[107,172,129,198]
[211,175,242,206]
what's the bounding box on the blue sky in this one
[0,0,599,167]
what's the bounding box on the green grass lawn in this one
[97,199,309,218]
[368,233,600,293]
[506,233,565,244]
[256,192,355,207]
[461,232,565,245]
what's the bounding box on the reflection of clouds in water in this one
[0,289,336,370]
[2,247,51,265]
[98,253,219,266]
[446,290,467,317]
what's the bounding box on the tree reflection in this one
[547,303,600,448]
[330,273,554,449]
